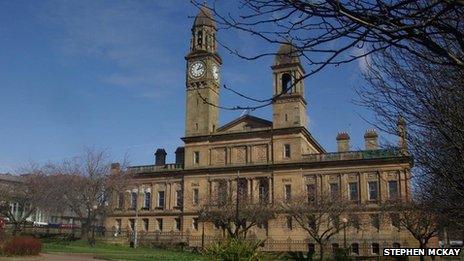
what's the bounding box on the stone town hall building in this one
[107,6,414,255]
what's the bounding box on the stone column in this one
[247,178,252,201]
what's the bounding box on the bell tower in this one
[271,43,308,129]
[185,5,222,137]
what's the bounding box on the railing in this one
[14,226,413,257]
[302,148,403,163]
[128,163,184,173]
[127,149,404,173]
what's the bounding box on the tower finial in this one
[397,116,408,153]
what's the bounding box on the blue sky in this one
[0,0,392,172]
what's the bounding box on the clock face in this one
[189,61,206,79]
[212,64,219,83]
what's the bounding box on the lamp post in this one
[134,188,141,249]
[199,211,205,249]
[92,205,98,246]
[342,218,348,250]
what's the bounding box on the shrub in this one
[203,238,267,261]
[2,236,42,256]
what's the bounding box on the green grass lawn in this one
[43,240,207,261]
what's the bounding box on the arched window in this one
[351,243,359,255]
[332,243,339,253]
[392,242,401,248]
[197,30,203,46]
[281,73,292,93]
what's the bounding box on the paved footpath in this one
[0,253,99,261]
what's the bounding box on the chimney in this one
[336,132,350,152]
[175,147,185,165]
[397,116,408,152]
[110,162,120,175]
[364,129,379,150]
[155,149,167,166]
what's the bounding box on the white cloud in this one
[352,46,371,73]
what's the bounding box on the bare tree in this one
[190,0,463,110]
[382,198,440,261]
[45,148,130,245]
[197,187,276,239]
[282,192,351,260]
[357,45,464,231]
[0,172,51,235]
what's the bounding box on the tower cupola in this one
[271,42,308,129]
[190,5,217,53]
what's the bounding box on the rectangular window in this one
[259,179,269,203]
[238,178,248,199]
[307,184,316,202]
[370,214,380,230]
[118,192,124,209]
[284,144,291,158]
[218,180,228,205]
[193,188,199,205]
[330,183,339,199]
[348,182,359,201]
[176,190,183,207]
[131,192,137,209]
[144,192,151,210]
[368,181,379,201]
[142,218,149,231]
[349,214,360,230]
[309,215,316,230]
[286,216,293,230]
[213,222,220,229]
[129,219,135,231]
[388,181,398,199]
[115,219,122,233]
[192,218,199,230]
[174,218,181,231]
[156,218,163,231]
[157,191,165,208]
[390,213,400,229]
[372,243,380,255]
[284,184,292,201]
[193,151,200,164]
[351,243,359,255]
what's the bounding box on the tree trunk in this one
[419,241,427,261]
[318,243,324,260]
[12,221,22,236]
[80,222,90,242]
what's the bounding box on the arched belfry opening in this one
[197,30,203,47]
[281,73,292,93]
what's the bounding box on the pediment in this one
[217,115,272,133]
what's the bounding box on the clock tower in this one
[185,5,221,137]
